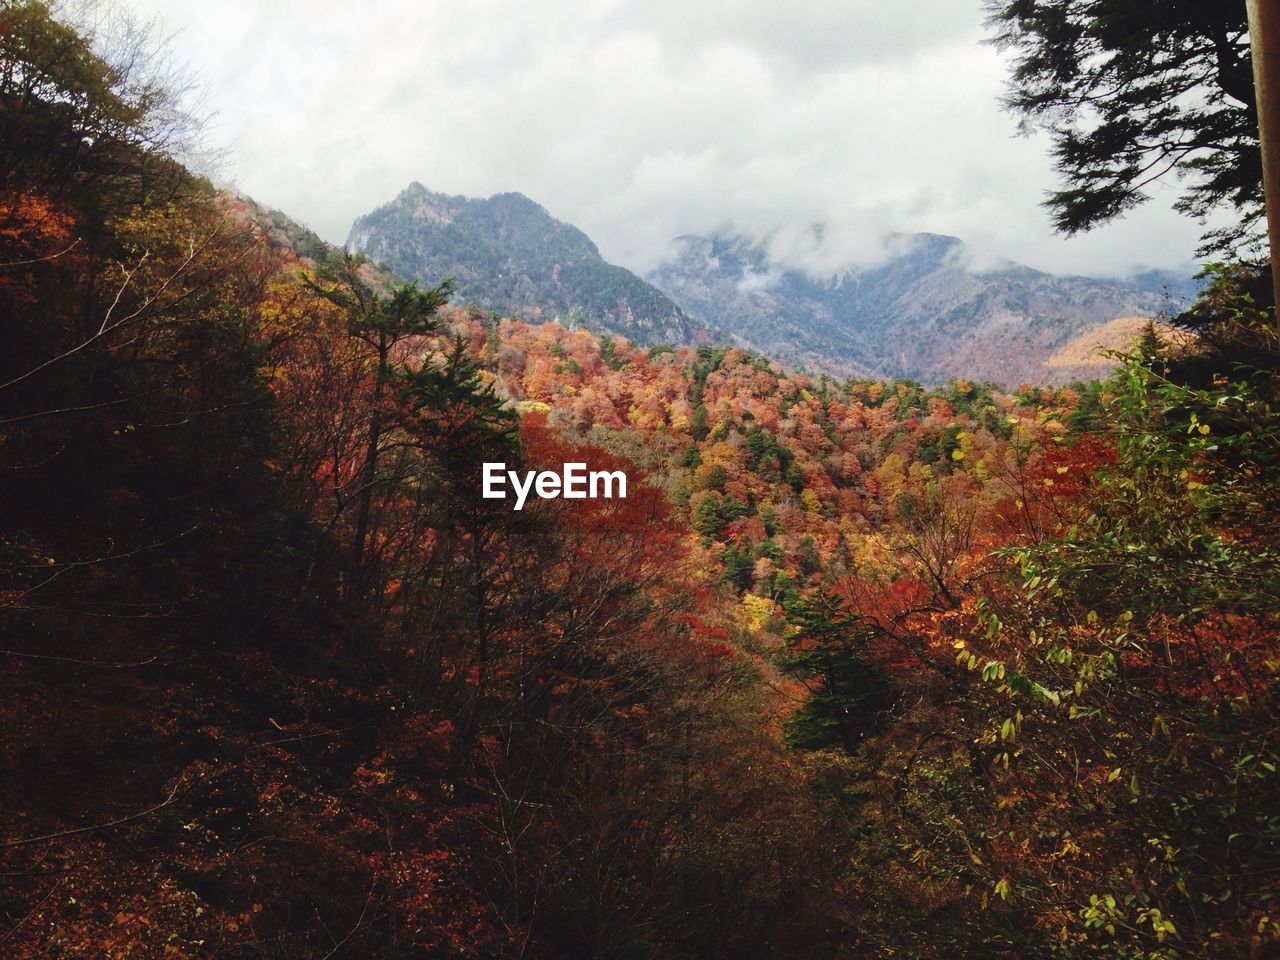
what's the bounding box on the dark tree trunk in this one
[1248,0,1280,322]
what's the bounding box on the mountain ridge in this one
[344,183,1196,385]
[646,229,1195,384]
[346,183,708,347]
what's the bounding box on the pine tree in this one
[780,588,897,751]
[986,0,1260,255]
[692,494,722,540]
[305,257,451,594]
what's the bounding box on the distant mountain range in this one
[646,231,1197,384]
[347,183,707,347]
[346,184,1197,385]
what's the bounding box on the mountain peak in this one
[345,185,708,346]
[395,183,541,212]
[487,190,540,208]
[397,180,453,204]
[886,231,964,259]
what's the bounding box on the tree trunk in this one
[1248,0,1280,323]
[349,335,388,598]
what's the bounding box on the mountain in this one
[1122,267,1203,304]
[645,231,1196,385]
[1044,316,1198,371]
[346,186,1194,385]
[347,183,706,346]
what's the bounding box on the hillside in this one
[4,7,1279,960]
[1043,315,1199,374]
[646,230,1195,385]
[347,183,707,347]
[347,189,1197,387]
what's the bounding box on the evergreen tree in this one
[692,494,722,540]
[986,0,1261,255]
[689,402,710,441]
[780,589,897,751]
[305,258,451,594]
[720,543,754,592]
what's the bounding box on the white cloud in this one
[124,0,1211,279]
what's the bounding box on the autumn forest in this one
[2,2,1279,958]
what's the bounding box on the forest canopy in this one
[1,3,1278,959]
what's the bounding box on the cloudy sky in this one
[124,0,1215,278]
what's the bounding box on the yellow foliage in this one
[738,593,777,632]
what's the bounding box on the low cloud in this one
[128,0,1210,279]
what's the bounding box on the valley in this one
[346,183,1196,386]
[1,4,1276,960]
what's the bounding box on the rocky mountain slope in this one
[646,231,1195,384]
[347,183,706,347]
[345,185,1194,385]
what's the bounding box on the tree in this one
[720,542,754,591]
[780,588,898,751]
[305,256,451,595]
[0,1,202,218]
[399,333,522,745]
[951,348,1280,956]
[2,8,873,959]
[1246,0,1280,313]
[985,0,1262,256]
[692,493,722,539]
